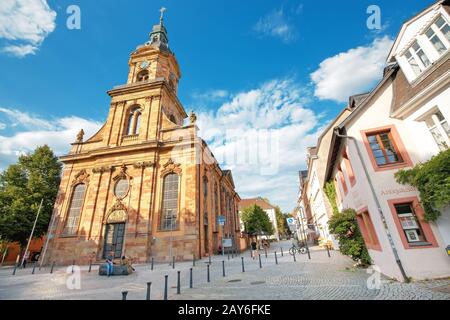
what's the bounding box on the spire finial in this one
[159,7,166,24]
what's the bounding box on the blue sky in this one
[0,0,435,211]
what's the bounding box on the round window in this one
[114,179,129,199]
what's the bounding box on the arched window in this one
[160,173,179,231]
[137,70,149,82]
[169,114,177,124]
[126,108,142,136]
[64,184,86,235]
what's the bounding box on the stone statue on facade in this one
[76,129,85,143]
[189,111,197,124]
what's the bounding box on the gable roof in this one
[387,0,447,63]
[239,198,276,211]
[221,170,235,189]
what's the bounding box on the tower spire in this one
[149,7,169,50]
[159,7,166,25]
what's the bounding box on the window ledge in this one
[374,162,411,172]
[59,234,78,239]
[409,242,433,247]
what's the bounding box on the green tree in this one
[241,204,274,236]
[275,206,289,237]
[0,145,62,249]
[395,149,450,222]
[328,208,371,266]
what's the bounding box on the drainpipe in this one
[334,129,409,283]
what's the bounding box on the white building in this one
[324,0,450,281]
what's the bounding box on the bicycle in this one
[289,243,308,255]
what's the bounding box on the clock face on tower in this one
[140,61,150,69]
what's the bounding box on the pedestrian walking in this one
[251,240,258,260]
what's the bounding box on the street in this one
[1,241,449,300]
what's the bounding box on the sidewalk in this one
[0,241,449,300]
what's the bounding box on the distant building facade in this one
[239,198,280,240]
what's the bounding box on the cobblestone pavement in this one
[0,241,449,300]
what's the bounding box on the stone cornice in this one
[59,139,202,163]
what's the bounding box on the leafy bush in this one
[328,209,371,266]
[324,181,339,215]
[395,149,450,222]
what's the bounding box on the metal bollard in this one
[222,261,226,277]
[164,275,168,300]
[281,247,284,257]
[190,268,193,289]
[326,245,331,258]
[50,261,55,274]
[146,282,152,300]
[72,260,75,274]
[122,291,128,300]
[207,264,210,283]
[258,254,262,269]
[177,271,181,295]
[12,264,17,276]
[88,260,92,273]
[293,252,297,262]
[32,263,36,274]
[241,257,245,273]
[264,248,268,258]
[151,257,154,271]
[209,255,211,265]
[172,256,175,269]
[307,248,311,260]
[275,252,278,265]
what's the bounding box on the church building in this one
[44,12,241,265]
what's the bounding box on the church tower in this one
[44,10,241,265]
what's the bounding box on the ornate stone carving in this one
[161,158,182,176]
[72,169,90,186]
[133,161,154,169]
[104,200,128,224]
[113,164,129,181]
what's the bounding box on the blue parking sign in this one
[218,215,226,225]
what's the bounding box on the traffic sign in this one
[286,217,296,225]
[218,215,226,225]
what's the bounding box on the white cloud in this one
[2,43,38,57]
[196,79,322,212]
[0,0,57,57]
[310,36,394,103]
[191,89,229,101]
[0,107,102,170]
[253,8,297,43]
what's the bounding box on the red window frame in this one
[343,147,356,187]
[361,125,413,172]
[356,207,382,251]
[387,197,438,249]
[337,165,348,195]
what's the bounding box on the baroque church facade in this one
[44,14,241,264]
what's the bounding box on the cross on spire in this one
[159,7,166,24]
